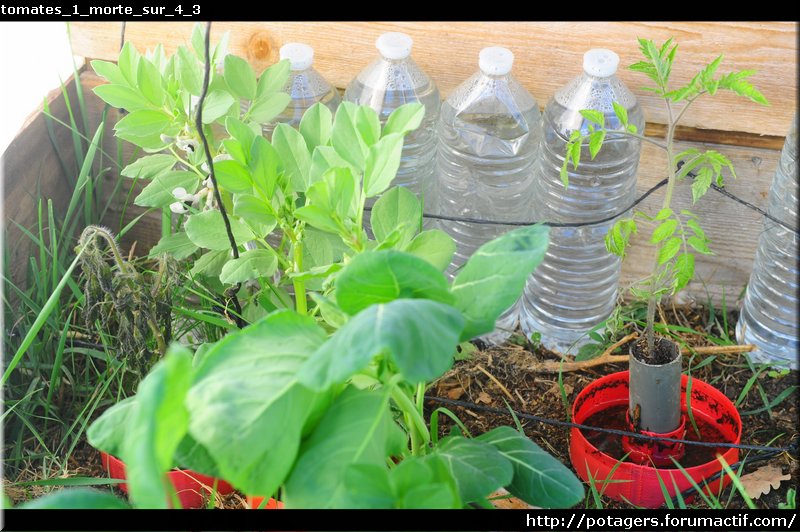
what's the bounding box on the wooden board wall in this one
[7,22,795,304]
[69,21,797,137]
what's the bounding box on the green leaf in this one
[651,219,678,244]
[214,159,252,193]
[149,231,198,260]
[121,154,175,180]
[691,167,713,203]
[364,133,404,197]
[190,250,230,278]
[233,194,277,236]
[383,103,425,137]
[255,59,290,99]
[91,59,129,86]
[284,386,405,508]
[118,41,140,87]
[173,434,221,478]
[224,55,257,100]
[114,109,172,147]
[177,46,203,96]
[295,205,341,235]
[298,299,464,389]
[612,101,629,127]
[86,397,136,458]
[272,123,311,193]
[425,436,513,504]
[187,311,328,497]
[122,347,193,508]
[331,102,368,170]
[222,139,247,166]
[451,225,549,341]
[390,456,460,508]
[190,23,205,58]
[685,218,705,240]
[370,186,421,247]
[18,488,129,509]
[93,84,151,112]
[299,102,334,150]
[309,145,356,186]
[673,253,695,292]
[201,90,235,124]
[355,105,381,146]
[309,292,348,330]
[249,136,282,197]
[248,92,291,124]
[579,109,605,127]
[136,57,165,107]
[405,229,457,272]
[476,426,584,508]
[302,228,348,270]
[134,171,198,209]
[335,250,454,315]
[687,236,712,255]
[219,248,277,284]
[569,139,582,169]
[657,237,682,266]
[184,210,256,251]
[654,208,673,221]
[588,129,606,159]
[342,464,395,508]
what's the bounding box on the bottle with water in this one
[257,42,341,139]
[433,47,541,345]
[519,49,645,355]
[344,32,440,203]
[736,113,798,369]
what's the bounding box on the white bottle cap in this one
[376,32,413,60]
[583,49,619,77]
[280,43,314,71]
[479,47,514,76]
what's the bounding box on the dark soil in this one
[6,304,798,510]
[631,335,679,365]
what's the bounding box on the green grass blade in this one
[61,121,104,243]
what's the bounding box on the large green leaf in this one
[134,171,198,208]
[300,102,333,150]
[389,455,461,508]
[189,250,230,278]
[255,59,290,99]
[219,248,277,284]
[331,102,368,171]
[224,55,257,100]
[233,194,277,237]
[114,109,172,148]
[370,186,421,248]
[334,250,453,316]
[149,231,199,260]
[136,56,165,107]
[309,145,356,186]
[173,434,221,478]
[122,347,193,509]
[298,299,464,389]
[186,311,328,497]
[363,133,404,197]
[405,229,456,272]
[302,228,348,271]
[214,159,252,193]
[177,45,203,96]
[283,386,404,508]
[249,136,282,197]
[93,84,151,112]
[383,103,425,137]
[248,92,291,124]
[120,154,175,180]
[86,397,136,458]
[475,426,584,508]
[18,488,129,509]
[201,90,236,124]
[425,435,513,504]
[272,123,311,193]
[184,210,256,251]
[451,224,549,341]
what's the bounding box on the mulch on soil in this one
[5,305,797,510]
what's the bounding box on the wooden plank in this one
[1,73,108,288]
[69,21,797,137]
[83,60,777,303]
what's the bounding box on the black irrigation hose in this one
[425,395,798,455]
[195,22,245,328]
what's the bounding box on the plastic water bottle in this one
[256,43,340,139]
[519,49,645,355]
[433,47,541,345]
[736,114,798,369]
[344,32,440,203]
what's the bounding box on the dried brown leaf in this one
[739,464,790,500]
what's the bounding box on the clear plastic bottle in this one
[736,114,798,369]
[344,32,440,203]
[433,46,541,345]
[253,43,340,139]
[519,49,645,355]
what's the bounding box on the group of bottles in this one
[254,33,796,367]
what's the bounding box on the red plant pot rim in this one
[569,371,742,508]
[100,452,235,509]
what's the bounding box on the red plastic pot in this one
[100,452,235,508]
[569,371,741,508]
[247,495,284,509]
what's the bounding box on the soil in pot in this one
[631,336,679,365]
